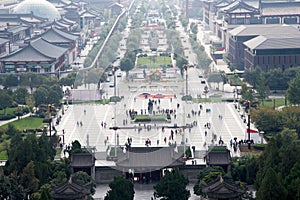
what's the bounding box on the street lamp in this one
[183,64,193,97]
[247,101,251,149]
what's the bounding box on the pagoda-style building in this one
[51,179,91,200]
[206,146,231,173]
[0,37,68,73]
[70,152,95,180]
[115,146,184,182]
[202,176,245,200]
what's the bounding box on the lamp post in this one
[247,101,251,149]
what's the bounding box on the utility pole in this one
[247,101,251,149]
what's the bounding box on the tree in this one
[21,161,39,197]
[13,87,29,105]
[240,84,254,102]
[256,74,268,104]
[0,89,13,114]
[104,176,134,200]
[194,166,224,196]
[72,171,96,197]
[33,86,49,106]
[256,168,287,200]
[287,73,300,104]
[154,168,190,200]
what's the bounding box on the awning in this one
[5,65,15,69]
[246,128,259,133]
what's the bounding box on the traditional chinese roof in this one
[202,176,245,199]
[0,37,67,62]
[229,24,299,37]
[40,27,78,44]
[220,0,259,14]
[108,2,124,8]
[70,153,95,167]
[206,146,231,165]
[0,38,9,45]
[244,34,300,50]
[51,179,91,199]
[116,147,184,172]
[261,1,300,16]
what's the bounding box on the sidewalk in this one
[0,113,31,127]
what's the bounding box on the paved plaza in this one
[57,69,255,159]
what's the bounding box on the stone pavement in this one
[93,183,199,200]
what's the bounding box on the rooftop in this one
[244,34,300,50]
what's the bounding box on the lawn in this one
[136,56,172,68]
[260,98,287,108]
[0,151,7,160]
[1,116,47,130]
[0,107,18,115]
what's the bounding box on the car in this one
[108,71,113,76]
[198,75,203,78]
[109,83,115,87]
[117,72,122,77]
[201,80,206,84]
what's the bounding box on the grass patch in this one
[260,98,287,108]
[0,107,18,115]
[0,151,7,160]
[1,117,47,130]
[194,98,212,103]
[136,56,172,68]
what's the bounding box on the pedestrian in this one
[164,137,167,144]
[80,121,83,126]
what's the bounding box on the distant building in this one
[203,0,300,50]
[228,24,300,70]
[51,179,92,200]
[244,34,300,71]
[0,37,68,73]
[40,27,79,65]
[206,146,231,173]
[13,0,61,21]
[202,176,245,200]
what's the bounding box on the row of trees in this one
[240,69,300,105]
[0,128,95,199]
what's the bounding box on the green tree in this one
[287,73,300,105]
[33,86,49,106]
[240,84,254,102]
[104,176,134,200]
[3,74,18,88]
[72,171,96,197]
[13,87,30,105]
[256,74,268,104]
[120,57,134,73]
[285,163,300,200]
[194,166,224,196]
[0,89,13,114]
[256,168,287,200]
[21,161,39,197]
[154,168,190,200]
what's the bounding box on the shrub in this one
[0,114,16,121]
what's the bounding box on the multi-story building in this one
[244,34,300,71]
[228,24,300,70]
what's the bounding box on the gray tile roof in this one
[31,38,68,59]
[0,38,9,45]
[220,0,258,13]
[116,147,184,171]
[244,34,300,50]
[71,153,95,167]
[0,45,54,62]
[0,37,67,62]
[41,27,78,43]
[229,24,300,36]
[261,2,300,16]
